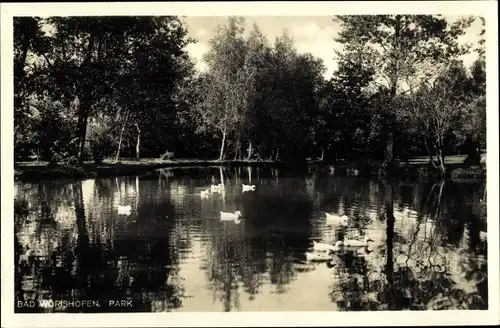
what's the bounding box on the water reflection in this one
[14,167,487,312]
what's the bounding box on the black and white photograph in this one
[1,1,499,327]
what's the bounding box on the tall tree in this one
[468,16,486,153]
[14,17,45,158]
[33,16,192,163]
[117,17,194,160]
[238,24,270,160]
[14,17,44,111]
[333,15,474,164]
[265,33,325,161]
[318,49,375,160]
[196,17,250,160]
[400,60,473,174]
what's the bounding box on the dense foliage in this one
[14,15,486,170]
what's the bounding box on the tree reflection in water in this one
[329,178,488,311]
[201,167,314,311]
[14,178,185,312]
[14,169,487,312]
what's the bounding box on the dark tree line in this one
[14,15,486,171]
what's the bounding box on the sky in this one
[183,16,484,79]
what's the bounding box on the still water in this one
[14,166,488,312]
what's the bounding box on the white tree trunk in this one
[115,111,130,163]
[219,126,227,160]
[135,123,141,159]
[246,141,253,160]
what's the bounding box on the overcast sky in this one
[183,16,484,79]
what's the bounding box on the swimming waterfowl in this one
[325,213,349,226]
[355,246,373,256]
[117,205,132,215]
[313,240,344,252]
[242,184,256,192]
[342,236,374,248]
[305,250,334,262]
[220,211,242,223]
[329,166,335,175]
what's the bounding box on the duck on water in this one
[325,212,349,226]
[220,211,242,224]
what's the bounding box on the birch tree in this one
[196,17,251,160]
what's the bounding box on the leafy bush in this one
[91,135,113,164]
[160,150,175,160]
[47,137,80,167]
[91,144,105,164]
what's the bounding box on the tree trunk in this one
[435,134,446,175]
[135,123,141,159]
[423,136,438,168]
[127,137,131,158]
[438,149,446,176]
[219,126,227,160]
[76,103,89,164]
[384,132,394,164]
[114,111,129,163]
[233,138,240,160]
[246,141,253,160]
[384,19,400,166]
[274,148,279,161]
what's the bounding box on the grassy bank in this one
[314,162,486,181]
[14,155,486,181]
[309,155,486,181]
[14,158,286,180]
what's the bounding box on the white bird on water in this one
[117,205,132,215]
[200,189,211,198]
[313,240,344,252]
[242,184,256,192]
[220,211,242,224]
[325,213,349,226]
[305,250,334,262]
[341,236,374,248]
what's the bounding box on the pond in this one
[13,166,488,312]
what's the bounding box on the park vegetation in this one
[14,15,486,175]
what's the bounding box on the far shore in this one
[14,158,284,180]
[13,155,486,181]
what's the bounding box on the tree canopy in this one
[14,15,485,171]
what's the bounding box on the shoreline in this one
[14,158,486,181]
[14,159,285,180]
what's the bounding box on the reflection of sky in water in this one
[14,167,488,312]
